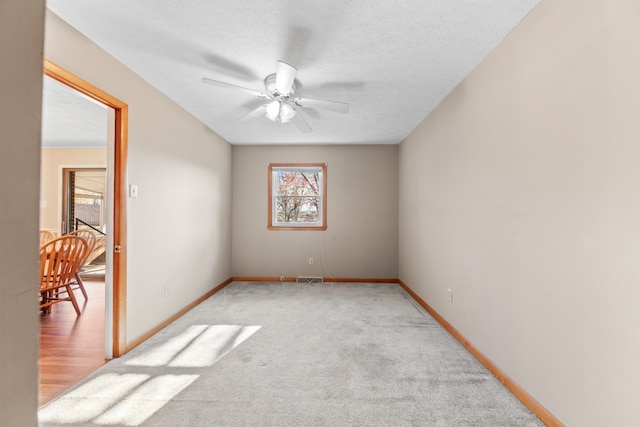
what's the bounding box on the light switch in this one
[129,184,138,198]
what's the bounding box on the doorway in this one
[44,59,128,357]
[62,168,108,277]
[62,168,107,235]
[39,60,128,403]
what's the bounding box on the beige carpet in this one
[39,281,544,426]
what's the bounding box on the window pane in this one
[275,171,319,196]
[275,170,320,223]
[276,196,319,223]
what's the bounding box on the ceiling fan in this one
[202,60,349,133]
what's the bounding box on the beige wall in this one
[0,0,44,425]
[40,147,107,234]
[45,10,233,344]
[399,0,640,425]
[10,2,637,425]
[232,145,398,279]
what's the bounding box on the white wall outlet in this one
[447,288,453,303]
[309,257,314,265]
[280,276,285,282]
[164,284,171,298]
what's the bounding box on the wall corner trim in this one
[398,280,564,427]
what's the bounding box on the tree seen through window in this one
[275,170,319,223]
[268,163,327,230]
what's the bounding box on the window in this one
[268,163,327,230]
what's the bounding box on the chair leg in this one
[66,284,81,316]
[74,272,89,300]
[40,291,51,314]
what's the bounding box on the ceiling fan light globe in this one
[280,103,296,123]
[266,100,281,121]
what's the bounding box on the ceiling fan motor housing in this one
[265,74,296,99]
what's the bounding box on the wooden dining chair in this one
[39,235,88,316]
[39,230,56,246]
[67,229,97,300]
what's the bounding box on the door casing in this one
[44,60,128,357]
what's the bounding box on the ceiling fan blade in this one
[201,77,266,98]
[238,104,268,122]
[275,61,297,95]
[294,96,349,113]
[291,109,312,133]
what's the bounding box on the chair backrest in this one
[39,235,88,292]
[67,229,97,267]
[39,230,56,246]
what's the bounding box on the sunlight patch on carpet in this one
[125,324,209,367]
[39,373,197,426]
[170,325,261,367]
[125,324,261,368]
[38,373,149,423]
[93,374,198,426]
[40,325,261,425]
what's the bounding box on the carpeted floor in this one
[39,282,545,426]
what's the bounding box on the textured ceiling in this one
[42,75,108,148]
[46,0,540,145]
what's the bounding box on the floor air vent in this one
[296,276,324,284]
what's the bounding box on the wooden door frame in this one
[44,60,128,356]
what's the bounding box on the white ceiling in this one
[46,0,540,145]
[42,75,108,148]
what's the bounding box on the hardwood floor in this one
[39,277,106,406]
